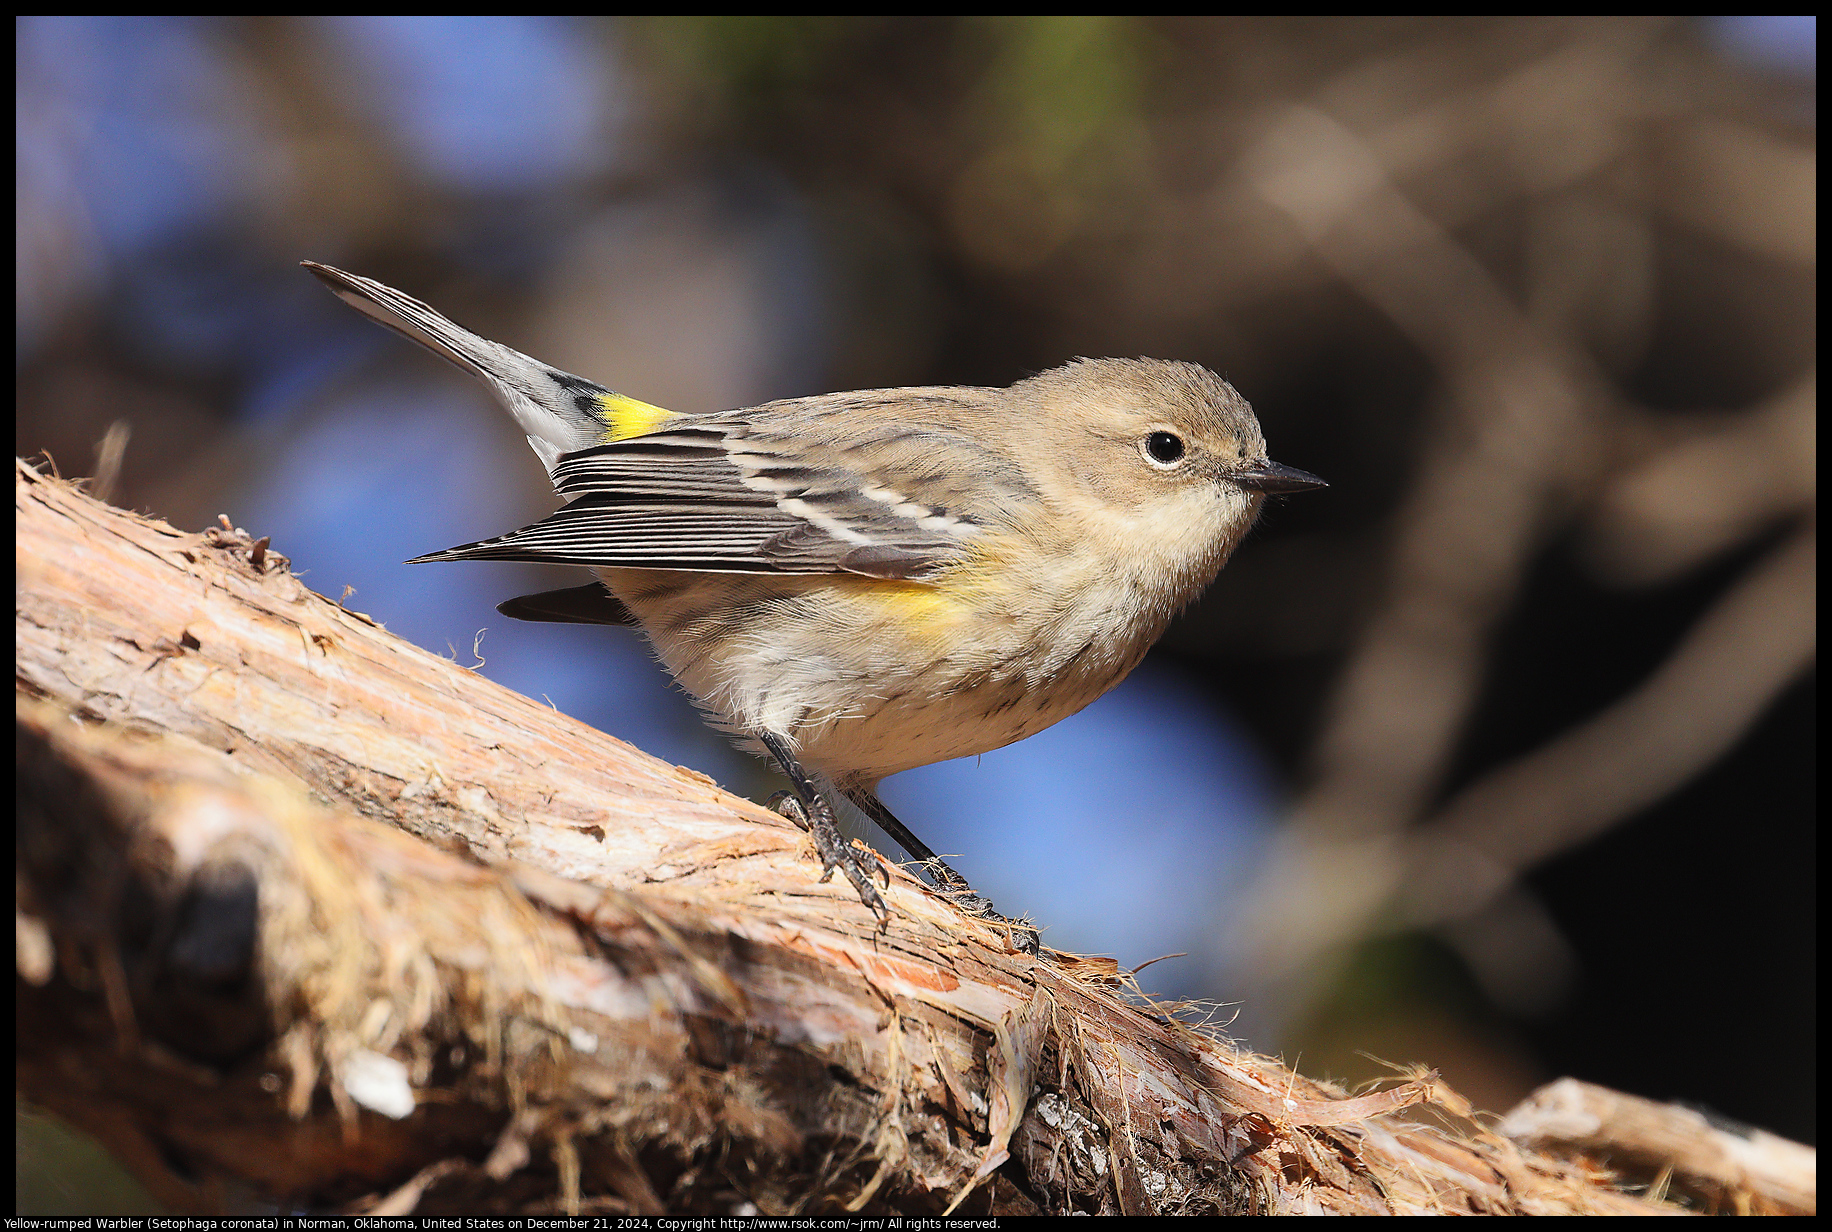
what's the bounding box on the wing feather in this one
[414,400,1039,578]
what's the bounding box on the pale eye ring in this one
[1142,430,1186,467]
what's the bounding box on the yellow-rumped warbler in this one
[305,261,1324,926]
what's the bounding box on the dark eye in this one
[1144,431,1185,466]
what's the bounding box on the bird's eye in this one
[1143,431,1186,466]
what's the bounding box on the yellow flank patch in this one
[836,575,976,643]
[596,393,680,442]
[869,580,958,620]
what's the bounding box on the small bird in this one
[305,261,1324,929]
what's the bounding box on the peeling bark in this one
[19,460,1789,1215]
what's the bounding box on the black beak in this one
[1233,460,1327,494]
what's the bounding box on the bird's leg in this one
[843,789,972,895]
[759,732,890,924]
[846,788,1040,956]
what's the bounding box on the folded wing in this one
[412,411,1032,580]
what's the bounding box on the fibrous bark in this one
[20,460,1794,1215]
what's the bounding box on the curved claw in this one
[815,823,892,924]
[768,790,808,826]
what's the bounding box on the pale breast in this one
[603,562,1165,788]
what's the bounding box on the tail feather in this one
[302,261,607,460]
[496,583,637,626]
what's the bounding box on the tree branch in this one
[18,459,1784,1215]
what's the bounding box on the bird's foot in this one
[770,791,891,924]
[915,857,1040,955]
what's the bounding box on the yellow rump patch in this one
[596,393,680,442]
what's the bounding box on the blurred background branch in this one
[16,15,1814,1211]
